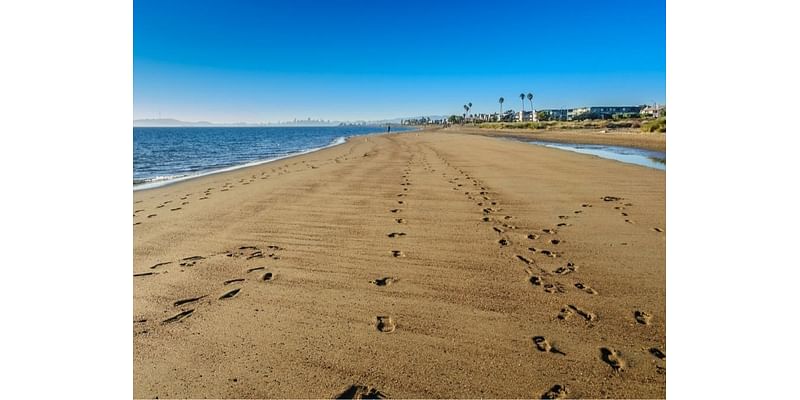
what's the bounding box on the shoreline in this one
[441,125,667,152]
[133,127,418,192]
[134,131,665,398]
[508,138,666,171]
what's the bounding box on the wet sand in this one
[133,131,666,398]
[443,126,667,152]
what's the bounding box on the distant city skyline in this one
[134,0,665,123]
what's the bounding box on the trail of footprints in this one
[427,148,664,390]
[132,152,357,226]
[133,244,283,329]
[135,140,665,395]
[366,152,421,336]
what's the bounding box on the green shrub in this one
[641,117,666,133]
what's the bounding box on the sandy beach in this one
[442,126,667,152]
[133,131,665,398]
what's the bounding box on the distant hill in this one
[133,119,259,127]
[133,116,447,127]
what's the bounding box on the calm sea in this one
[133,126,414,190]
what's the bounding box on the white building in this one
[517,110,537,122]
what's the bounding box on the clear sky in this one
[134,0,665,122]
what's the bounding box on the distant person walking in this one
[387,125,391,133]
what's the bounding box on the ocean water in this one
[524,140,666,170]
[133,126,413,190]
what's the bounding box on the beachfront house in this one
[538,109,569,121]
[640,104,665,118]
[517,110,537,122]
[567,106,644,120]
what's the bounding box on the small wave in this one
[134,174,187,185]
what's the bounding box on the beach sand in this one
[442,126,666,152]
[133,131,665,398]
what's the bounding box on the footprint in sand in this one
[603,196,623,202]
[541,384,568,399]
[173,295,207,307]
[335,385,388,399]
[370,277,397,286]
[219,288,241,299]
[574,282,598,294]
[635,310,652,325]
[498,238,510,246]
[170,207,182,211]
[493,227,505,234]
[395,218,406,224]
[558,305,596,321]
[376,316,396,333]
[653,227,664,232]
[543,282,567,293]
[532,336,566,355]
[162,309,194,324]
[391,250,405,258]
[530,248,560,258]
[600,347,626,372]
[387,232,407,238]
[179,255,204,267]
[553,262,577,275]
[650,347,666,360]
[261,272,274,281]
[133,272,157,277]
[390,209,401,213]
[550,239,561,245]
[527,233,540,240]
[530,277,566,293]
[150,262,171,269]
[543,229,557,234]
[224,278,245,285]
[147,214,157,218]
[516,255,533,264]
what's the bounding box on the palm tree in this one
[527,92,533,112]
[463,104,469,122]
[498,97,504,116]
[519,93,525,113]
[468,102,472,116]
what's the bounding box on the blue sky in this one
[134,0,665,122]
